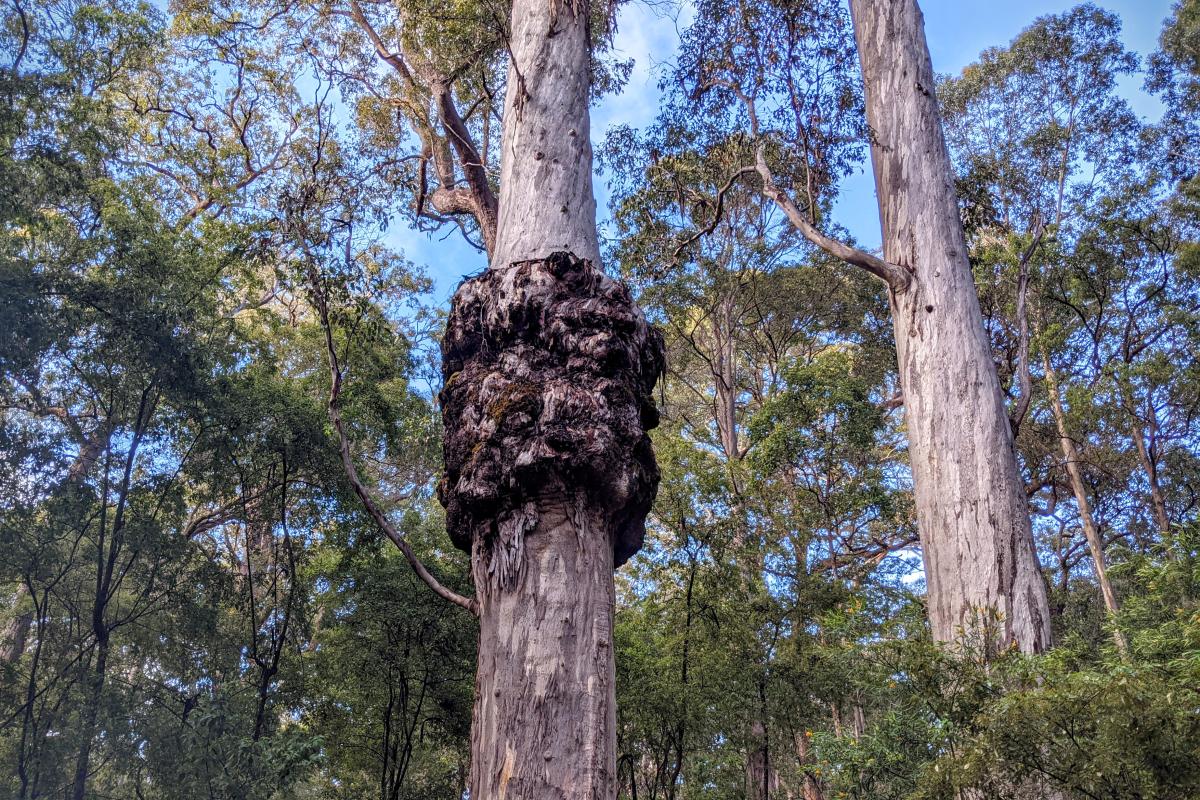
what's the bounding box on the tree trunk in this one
[1043,354,1128,656]
[438,0,662,797]
[1131,417,1171,537]
[848,0,1052,653]
[1,586,32,664]
[794,731,824,800]
[469,499,618,799]
[746,714,770,800]
[490,0,599,270]
[72,634,109,800]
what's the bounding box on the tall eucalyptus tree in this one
[436,0,663,792]
[655,0,1052,651]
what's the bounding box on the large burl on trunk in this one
[440,252,663,798]
[435,0,663,793]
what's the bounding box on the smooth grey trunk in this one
[848,0,1052,653]
[438,1,662,798]
[1043,354,1128,656]
[491,0,599,268]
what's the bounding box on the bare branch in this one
[881,390,904,412]
[1009,213,1045,435]
[672,166,758,260]
[308,263,478,616]
[755,145,912,292]
[343,0,416,83]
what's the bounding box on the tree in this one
[829,0,1054,653]
[938,3,1145,654]
[288,0,662,795]
[600,120,911,798]
[434,0,663,793]
[657,0,1052,651]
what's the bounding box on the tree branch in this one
[755,145,912,292]
[310,266,478,616]
[343,0,497,254]
[672,166,758,261]
[1009,213,1045,435]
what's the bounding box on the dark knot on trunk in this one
[439,252,663,574]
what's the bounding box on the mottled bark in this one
[438,0,662,796]
[848,0,1052,653]
[491,0,599,268]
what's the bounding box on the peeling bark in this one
[848,0,1053,653]
[469,498,618,799]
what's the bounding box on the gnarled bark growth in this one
[440,252,663,573]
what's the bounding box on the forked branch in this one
[672,166,758,260]
[700,76,912,291]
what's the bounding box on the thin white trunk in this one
[1043,353,1129,656]
[848,0,1052,653]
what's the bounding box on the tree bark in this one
[490,0,600,269]
[469,499,618,799]
[746,712,770,800]
[1,587,32,664]
[438,0,663,797]
[1131,417,1172,537]
[794,731,824,800]
[848,0,1052,653]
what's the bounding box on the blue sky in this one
[395,0,1175,300]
